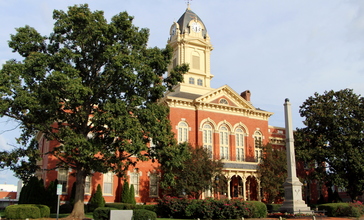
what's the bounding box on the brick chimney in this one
[241,90,251,102]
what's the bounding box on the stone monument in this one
[279,98,311,213]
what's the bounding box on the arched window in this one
[219,126,229,160]
[235,128,244,161]
[203,124,213,158]
[189,77,195,84]
[177,121,188,143]
[254,131,263,162]
[219,98,228,105]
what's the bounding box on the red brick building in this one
[36,6,289,204]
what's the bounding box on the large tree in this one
[258,143,287,203]
[0,4,187,218]
[160,143,223,199]
[295,89,364,201]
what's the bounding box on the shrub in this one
[88,184,105,212]
[5,204,42,219]
[105,202,136,210]
[44,180,59,213]
[121,182,130,203]
[157,196,260,219]
[129,184,136,205]
[18,177,46,205]
[93,207,118,220]
[317,203,362,217]
[246,201,267,218]
[35,204,50,217]
[133,209,157,220]
[135,204,157,212]
[266,203,282,213]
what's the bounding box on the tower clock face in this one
[191,22,201,33]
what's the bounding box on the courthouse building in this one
[36,6,287,204]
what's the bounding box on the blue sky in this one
[1,0,364,185]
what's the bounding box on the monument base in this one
[279,178,311,214]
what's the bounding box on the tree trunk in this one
[69,168,86,219]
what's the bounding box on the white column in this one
[227,178,231,199]
[280,99,310,213]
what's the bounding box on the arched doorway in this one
[230,175,244,199]
[246,175,258,201]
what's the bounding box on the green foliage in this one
[5,204,48,219]
[160,143,223,199]
[44,179,59,213]
[121,181,130,203]
[0,3,187,218]
[257,143,287,203]
[133,209,157,220]
[317,202,363,217]
[129,184,136,205]
[295,89,364,200]
[88,184,105,212]
[157,196,260,219]
[245,201,267,218]
[0,139,41,182]
[105,203,136,210]
[18,176,46,204]
[266,203,282,213]
[135,204,157,212]
[34,204,51,217]
[93,207,118,220]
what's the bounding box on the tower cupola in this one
[167,6,214,94]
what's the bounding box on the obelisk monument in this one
[280,98,310,213]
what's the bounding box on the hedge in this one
[157,196,266,219]
[133,209,157,220]
[317,203,361,217]
[93,207,118,220]
[105,202,136,210]
[5,204,50,219]
[245,201,267,218]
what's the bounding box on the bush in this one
[317,203,362,217]
[135,204,157,212]
[129,184,136,205]
[5,204,42,219]
[266,203,282,213]
[35,204,50,217]
[93,207,118,220]
[157,196,261,219]
[246,201,267,218]
[88,184,105,212]
[133,209,157,220]
[121,182,130,203]
[105,203,136,210]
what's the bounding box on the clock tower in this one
[167,5,214,95]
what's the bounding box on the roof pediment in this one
[195,85,255,110]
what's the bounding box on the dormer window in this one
[219,98,228,105]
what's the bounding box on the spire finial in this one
[185,0,192,10]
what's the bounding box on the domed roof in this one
[177,6,207,38]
